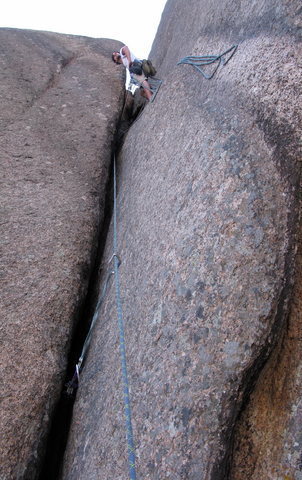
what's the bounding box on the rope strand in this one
[113,156,137,480]
[177,44,238,79]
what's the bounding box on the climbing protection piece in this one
[177,44,238,79]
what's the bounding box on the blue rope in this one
[67,155,137,478]
[113,156,137,480]
[177,44,238,79]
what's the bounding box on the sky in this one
[1,0,168,59]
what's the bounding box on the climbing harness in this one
[66,156,137,480]
[177,44,238,79]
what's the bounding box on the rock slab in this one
[0,28,124,479]
[63,1,301,479]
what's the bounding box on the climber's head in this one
[112,52,122,64]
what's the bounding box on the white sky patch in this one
[1,0,167,58]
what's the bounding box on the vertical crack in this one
[38,90,143,479]
[38,158,115,480]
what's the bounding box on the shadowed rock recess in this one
[61,1,301,479]
[0,28,125,479]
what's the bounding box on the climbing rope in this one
[112,156,137,480]
[64,153,136,478]
[68,156,137,479]
[177,44,238,79]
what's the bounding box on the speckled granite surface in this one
[0,28,125,479]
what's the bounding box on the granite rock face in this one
[231,226,302,479]
[62,1,301,478]
[0,29,124,479]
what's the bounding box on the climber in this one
[112,45,153,101]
